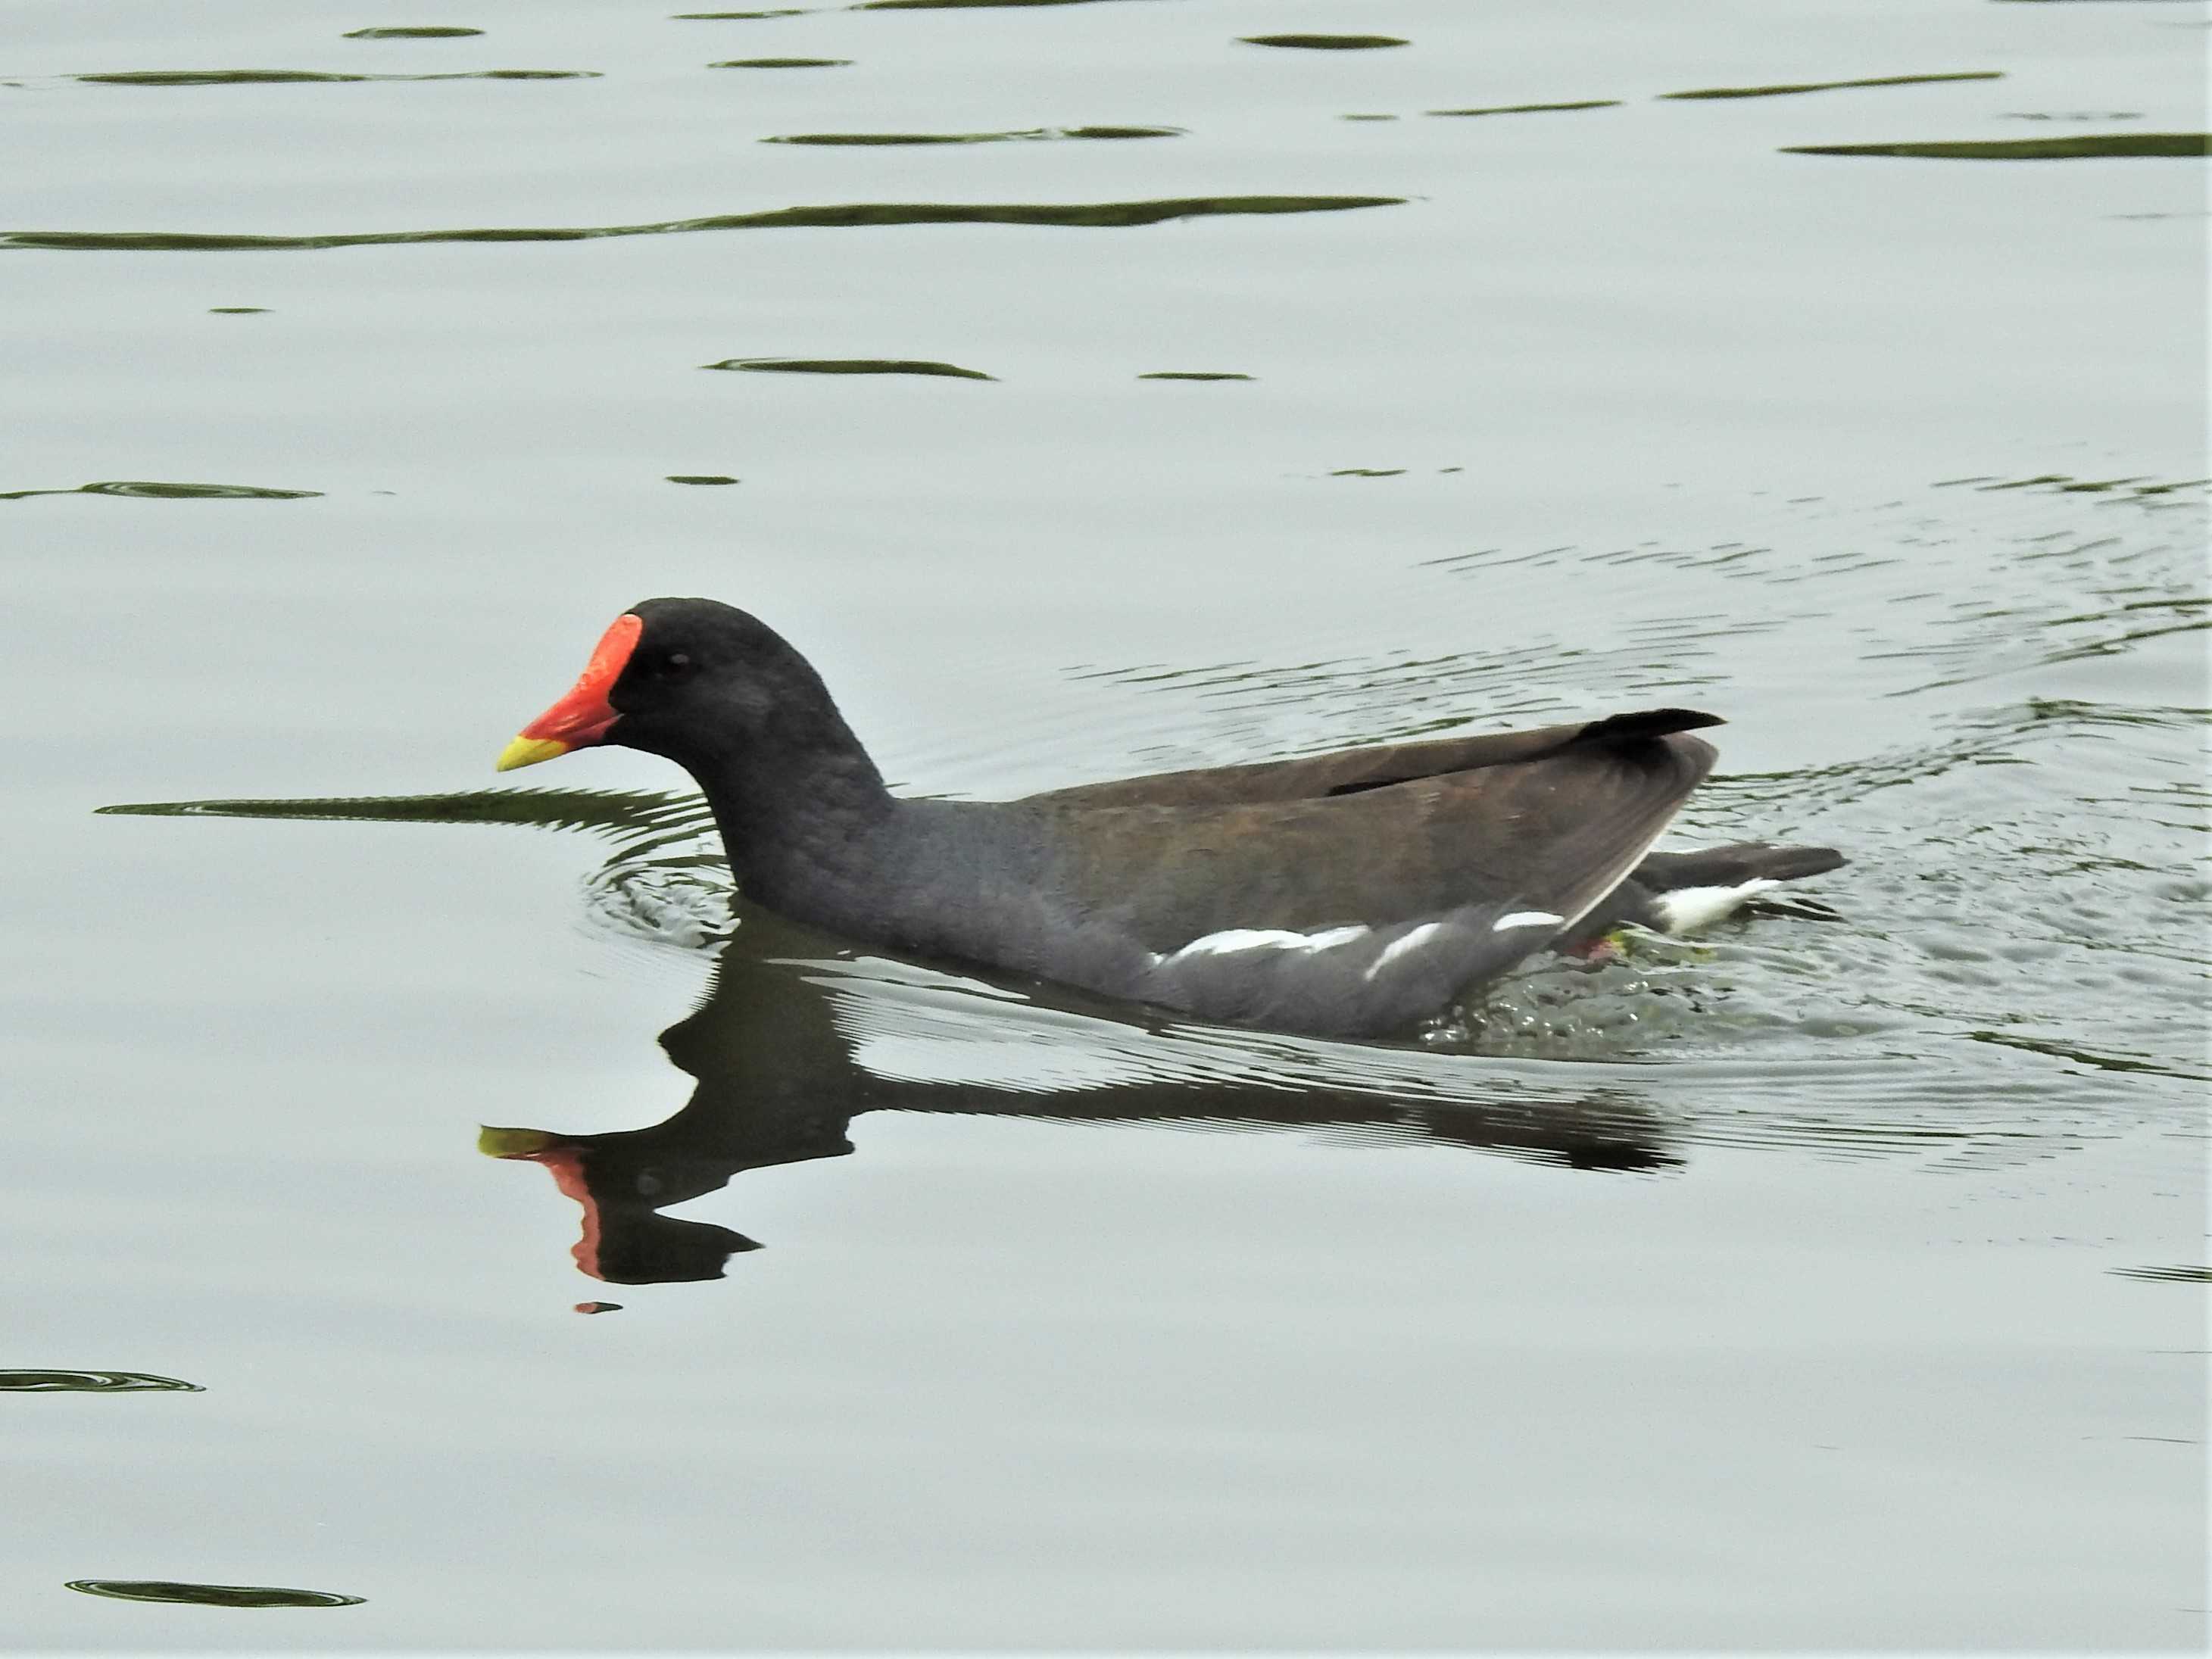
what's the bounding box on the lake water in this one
[5,0,2207,1650]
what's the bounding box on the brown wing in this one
[1034,712,1721,951]
[1022,709,1721,810]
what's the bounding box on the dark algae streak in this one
[704,357,997,379]
[1786,133,2210,159]
[1660,70,2002,100]
[766,125,1181,144]
[0,479,320,500]
[1241,33,1409,49]
[66,1580,365,1608]
[76,68,596,84]
[1,1370,204,1392]
[1428,99,1621,117]
[1,195,1404,253]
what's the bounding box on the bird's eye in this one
[660,652,694,681]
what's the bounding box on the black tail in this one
[1634,842,1846,891]
[1574,708,1727,746]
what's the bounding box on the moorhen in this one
[497,598,1842,1038]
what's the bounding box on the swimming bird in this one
[497,598,1842,1039]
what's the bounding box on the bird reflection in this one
[484,903,1675,1286]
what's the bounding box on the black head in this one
[498,597,862,776]
[605,597,852,764]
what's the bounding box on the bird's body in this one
[500,598,1843,1038]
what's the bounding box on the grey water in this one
[5,0,2206,1649]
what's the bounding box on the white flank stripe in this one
[1652,879,1779,935]
[1168,928,1310,959]
[1493,909,1564,932]
[1164,923,1369,963]
[1364,921,1445,981]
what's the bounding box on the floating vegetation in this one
[1785,133,2209,159]
[709,55,850,67]
[1660,70,2001,101]
[675,8,810,15]
[704,356,995,379]
[1138,371,1253,381]
[666,473,739,485]
[766,124,1179,144]
[1241,33,1409,49]
[2108,1265,2212,1283]
[342,26,486,38]
[1331,466,1406,477]
[574,1301,625,1313]
[0,479,320,501]
[0,195,1404,254]
[0,1370,204,1392]
[66,1580,365,1609]
[76,67,596,85]
[207,305,268,313]
[1340,113,1397,122]
[1427,98,1620,117]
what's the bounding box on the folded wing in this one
[1031,710,1722,1035]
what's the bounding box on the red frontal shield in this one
[497,613,642,772]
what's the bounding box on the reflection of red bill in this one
[480,1127,607,1279]
[496,612,642,772]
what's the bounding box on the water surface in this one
[5,0,2204,1649]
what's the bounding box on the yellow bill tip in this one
[496,734,570,773]
[479,1125,557,1158]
